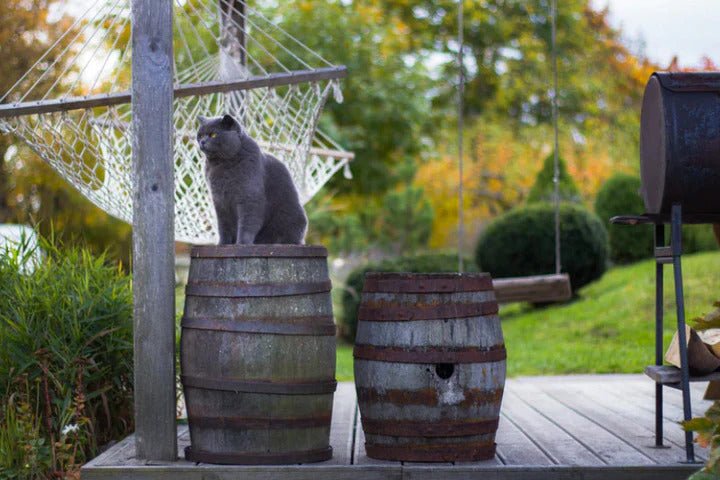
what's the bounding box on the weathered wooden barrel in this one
[640,72,720,215]
[180,244,337,465]
[353,273,506,462]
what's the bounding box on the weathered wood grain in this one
[535,379,708,461]
[493,412,555,466]
[324,383,356,466]
[500,391,603,465]
[355,274,505,463]
[82,377,707,480]
[131,0,177,461]
[492,274,571,304]
[510,382,655,465]
[645,365,720,385]
[181,246,336,464]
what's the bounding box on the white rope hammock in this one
[0,0,351,244]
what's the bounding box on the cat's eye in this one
[209,132,217,138]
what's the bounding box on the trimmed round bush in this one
[340,253,477,342]
[475,203,608,291]
[594,174,652,264]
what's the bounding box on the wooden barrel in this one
[353,272,506,462]
[180,245,337,465]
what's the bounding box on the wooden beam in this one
[0,67,348,118]
[131,0,177,461]
[492,274,572,304]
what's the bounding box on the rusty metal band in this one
[353,344,506,364]
[181,316,337,336]
[358,301,498,322]
[365,442,495,462]
[182,375,337,395]
[185,280,332,298]
[363,273,492,293]
[191,244,328,258]
[184,445,333,465]
[188,413,331,430]
[361,418,499,437]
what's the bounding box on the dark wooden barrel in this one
[640,72,720,215]
[353,273,506,462]
[180,244,337,465]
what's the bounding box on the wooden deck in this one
[82,375,710,479]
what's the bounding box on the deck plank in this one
[528,379,702,463]
[539,378,708,461]
[324,382,357,465]
[500,388,604,465]
[82,377,705,480]
[509,383,655,465]
[494,411,555,466]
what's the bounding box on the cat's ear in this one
[197,115,209,126]
[221,114,239,130]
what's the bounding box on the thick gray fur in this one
[197,114,307,245]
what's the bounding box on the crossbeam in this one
[0,67,347,118]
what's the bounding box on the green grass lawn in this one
[176,251,720,381]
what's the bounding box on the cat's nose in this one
[199,139,206,148]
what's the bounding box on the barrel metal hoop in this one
[188,414,331,430]
[363,274,492,293]
[191,244,328,258]
[361,418,499,437]
[181,375,337,394]
[181,316,337,336]
[358,301,498,322]
[353,344,506,364]
[185,280,332,298]
[184,445,333,465]
[365,442,495,462]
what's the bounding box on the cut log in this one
[492,274,572,304]
[665,325,720,375]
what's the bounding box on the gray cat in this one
[197,114,307,245]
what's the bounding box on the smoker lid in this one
[654,71,720,92]
[640,75,666,214]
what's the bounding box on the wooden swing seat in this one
[492,273,572,304]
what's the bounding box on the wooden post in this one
[131,0,177,461]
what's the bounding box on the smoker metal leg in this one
[654,223,666,448]
[671,204,696,463]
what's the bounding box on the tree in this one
[377,185,434,255]
[527,152,580,204]
[262,1,436,195]
[0,0,78,222]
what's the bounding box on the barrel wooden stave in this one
[184,390,332,452]
[181,245,336,464]
[354,361,505,421]
[187,257,329,285]
[182,330,334,382]
[354,273,505,462]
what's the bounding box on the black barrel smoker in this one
[613,72,720,463]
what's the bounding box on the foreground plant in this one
[0,233,133,479]
[683,303,720,479]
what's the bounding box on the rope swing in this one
[460,0,572,303]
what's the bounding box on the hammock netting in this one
[0,0,350,244]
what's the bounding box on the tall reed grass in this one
[0,234,133,479]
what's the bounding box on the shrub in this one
[475,203,608,291]
[340,252,477,342]
[527,152,581,204]
[0,235,133,479]
[594,174,652,264]
[683,225,719,254]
